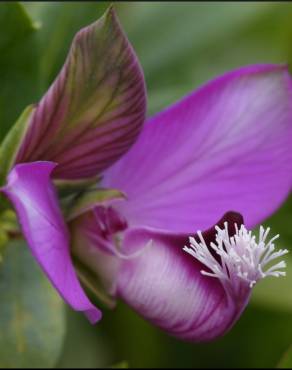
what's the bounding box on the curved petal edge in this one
[103,64,292,232]
[1,161,101,323]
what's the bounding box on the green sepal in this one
[0,210,19,252]
[73,256,116,310]
[0,105,35,186]
[66,187,126,221]
[54,176,102,198]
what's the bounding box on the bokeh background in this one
[1,1,292,368]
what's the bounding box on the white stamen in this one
[183,223,288,289]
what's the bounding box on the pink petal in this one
[1,162,101,323]
[117,225,250,341]
[16,7,146,180]
[103,64,292,232]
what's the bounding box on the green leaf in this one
[0,241,65,368]
[0,105,35,186]
[277,345,292,368]
[0,3,40,140]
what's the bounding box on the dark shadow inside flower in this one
[191,211,244,269]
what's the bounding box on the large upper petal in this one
[102,64,292,232]
[1,162,101,323]
[15,7,146,180]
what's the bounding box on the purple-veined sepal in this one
[15,6,146,180]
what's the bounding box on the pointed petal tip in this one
[85,307,103,324]
[74,4,117,41]
[104,3,117,20]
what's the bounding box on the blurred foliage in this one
[0,1,291,368]
[98,301,292,368]
[116,2,292,115]
[277,344,292,368]
[56,307,111,368]
[0,241,65,368]
[110,361,128,369]
[22,2,109,91]
[0,2,40,141]
[253,195,292,313]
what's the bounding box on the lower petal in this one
[117,226,247,341]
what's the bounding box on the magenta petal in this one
[103,64,292,232]
[1,162,101,323]
[117,227,249,342]
[16,8,146,180]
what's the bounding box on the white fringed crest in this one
[183,223,288,288]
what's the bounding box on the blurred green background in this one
[0,1,292,368]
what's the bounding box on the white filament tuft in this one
[183,223,288,289]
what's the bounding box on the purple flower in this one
[71,64,292,341]
[1,8,292,341]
